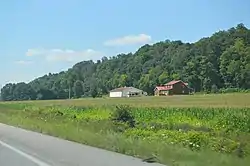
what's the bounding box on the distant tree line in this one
[1,23,250,101]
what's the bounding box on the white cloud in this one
[25,48,105,63]
[26,48,46,56]
[104,34,152,46]
[14,60,33,65]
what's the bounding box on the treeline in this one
[1,23,250,101]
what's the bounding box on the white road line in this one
[0,140,51,166]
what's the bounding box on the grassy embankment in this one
[0,93,250,166]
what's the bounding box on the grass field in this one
[0,93,250,166]
[6,93,250,108]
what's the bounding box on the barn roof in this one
[165,80,188,86]
[110,87,142,92]
[155,86,173,91]
[165,80,181,85]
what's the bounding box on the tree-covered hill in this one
[1,23,250,101]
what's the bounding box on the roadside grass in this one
[0,107,249,166]
[0,93,250,166]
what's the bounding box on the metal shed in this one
[109,87,144,98]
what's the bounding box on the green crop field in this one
[0,93,250,166]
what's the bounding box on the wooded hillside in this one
[1,23,250,101]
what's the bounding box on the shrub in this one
[110,105,135,128]
[211,84,219,93]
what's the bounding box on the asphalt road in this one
[0,123,165,166]
[0,144,38,166]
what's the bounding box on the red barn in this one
[154,80,191,96]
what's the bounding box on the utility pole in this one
[68,85,71,99]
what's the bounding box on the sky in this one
[1,0,250,88]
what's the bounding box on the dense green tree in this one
[220,39,250,88]
[1,24,250,101]
[1,83,16,101]
[73,80,84,98]
[1,82,35,101]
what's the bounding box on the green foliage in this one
[110,105,135,128]
[90,87,98,98]
[1,83,35,101]
[186,132,204,150]
[73,80,84,98]
[1,24,250,101]
[211,84,219,93]
[219,88,250,93]
[1,102,250,166]
[4,103,249,157]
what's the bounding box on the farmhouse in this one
[154,80,191,96]
[109,87,145,98]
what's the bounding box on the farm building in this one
[109,87,145,98]
[154,80,191,96]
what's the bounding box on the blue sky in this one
[1,0,250,87]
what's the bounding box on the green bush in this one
[219,88,250,93]
[110,105,135,128]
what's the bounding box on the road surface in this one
[0,123,165,166]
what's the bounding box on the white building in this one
[109,87,145,98]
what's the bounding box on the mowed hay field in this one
[0,93,250,166]
[6,93,250,108]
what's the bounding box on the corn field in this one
[2,102,248,158]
